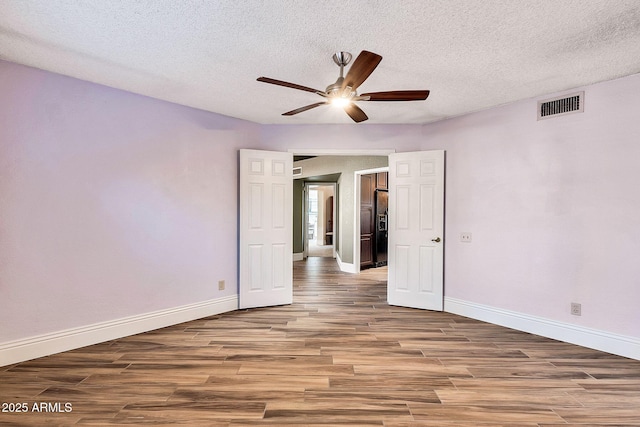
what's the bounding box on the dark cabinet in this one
[360,174,375,268]
[376,172,387,190]
[360,172,388,269]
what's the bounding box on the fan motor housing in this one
[326,78,344,96]
[332,52,352,67]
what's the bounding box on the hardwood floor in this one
[1,257,639,426]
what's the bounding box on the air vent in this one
[293,167,302,177]
[537,91,584,120]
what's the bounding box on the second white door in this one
[239,149,293,309]
[387,150,445,310]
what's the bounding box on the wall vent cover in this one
[537,91,584,120]
[293,167,302,177]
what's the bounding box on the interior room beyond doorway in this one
[306,183,335,258]
[292,153,391,272]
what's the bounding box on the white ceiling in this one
[2,1,640,125]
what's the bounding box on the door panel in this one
[361,174,375,204]
[376,172,388,190]
[239,149,293,309]
[388,150,444,311]
[360,236,373,265]
[360,207,374,234]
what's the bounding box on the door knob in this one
[431,237,441,243]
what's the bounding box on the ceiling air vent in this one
[537,91,584,120]
[293,167,302,177]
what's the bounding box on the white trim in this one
[293,252,304,261]
[445,297,640,361]
[336,252,357,274]
[288,149,395,156]
[0,296,238,367]
[354,166,391,176]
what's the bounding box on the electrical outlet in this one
[218,280,225,291]
[460,232,472,243]
[571,302,581,316]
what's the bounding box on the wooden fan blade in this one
[344,103,368,123]
[282,102,328,116]
[257,77,321,94]
[361,90,430,101]
[341,50,382,92]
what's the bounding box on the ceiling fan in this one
[257,50,430,123]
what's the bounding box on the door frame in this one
[290,149,395,157]
[353,166,390,273]
[240,148,445,311]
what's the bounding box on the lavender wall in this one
[260,123,423,152]
[2,59,639,352]
[0,61,259,342]
[422,75,640,338]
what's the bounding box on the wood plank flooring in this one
[1,257,639,426]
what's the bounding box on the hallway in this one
[306,240,334,258]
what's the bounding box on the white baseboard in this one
[336,252,357,274]
[293,252,304,261]
[0,296,238,367]
[445,297,640,361]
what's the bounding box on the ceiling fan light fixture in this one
[257,50,430,123]
[330,97,351,108]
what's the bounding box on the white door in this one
[239,149,293,309]
[387,150,445,310]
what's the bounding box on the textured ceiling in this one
[2,1,640,124]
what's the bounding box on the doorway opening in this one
[292,150,392,272]
[305,183,335,258]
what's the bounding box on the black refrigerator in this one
[374,189,388,267]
